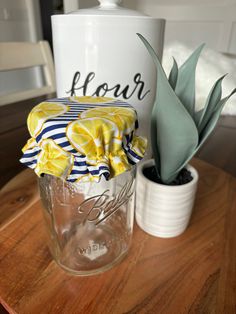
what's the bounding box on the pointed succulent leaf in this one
[137,33,199,184]
[164,88,236,178]
[151,104,161,176]
[168,58,178,90]
[214,88,236,113]
[175,44,205,118]
[199,88,236,147]
[198,74,226,133]
[194,108,204,126]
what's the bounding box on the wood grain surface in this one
[0,158,236,314]
[0,169,39,230]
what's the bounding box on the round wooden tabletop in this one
[0,158,235,313]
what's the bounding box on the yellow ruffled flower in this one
[35,139,72,178]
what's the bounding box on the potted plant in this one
[135,34,236,238]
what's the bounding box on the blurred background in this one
[1,0,236,96]
[1,0,236,97]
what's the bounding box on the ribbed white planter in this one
[135,159,198,238]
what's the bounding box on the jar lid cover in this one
[20,96,147,183]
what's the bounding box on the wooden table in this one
[0,158,236,314]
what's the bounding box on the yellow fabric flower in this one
[35,139,72,178]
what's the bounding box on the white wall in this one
[63,0,97,12]
[123,0,236,53]
[0,0,43,96]
[63,0,79,13]
[0,0,42,41]
[74,0,236,54]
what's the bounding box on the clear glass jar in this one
[39,168,135,276]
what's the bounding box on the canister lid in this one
[69,0,148,17]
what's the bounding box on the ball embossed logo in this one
[77,178,134,225]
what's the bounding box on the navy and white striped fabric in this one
[20,97,146,182]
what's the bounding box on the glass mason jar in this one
[39,167,135,276]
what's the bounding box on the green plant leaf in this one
[151,103,160,176]
[198,88,236,149]
[164,88,236,178]
[199,88,236,146]
[175,44,205,118]
[168,58,178,89]
[194,108,204,126]
[198,74,226,133]
[214,88,236,113]
[137,33,199,184]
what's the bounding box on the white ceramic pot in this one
[135,159,199,238]
[51,0,165,157]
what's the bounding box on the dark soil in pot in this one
[143,166,193,186]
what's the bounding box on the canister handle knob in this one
[98,0,122,8]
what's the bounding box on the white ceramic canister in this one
[51,0,165,156]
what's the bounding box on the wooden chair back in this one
[0,41,56,106]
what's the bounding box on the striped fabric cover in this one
[20,97,147,183]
